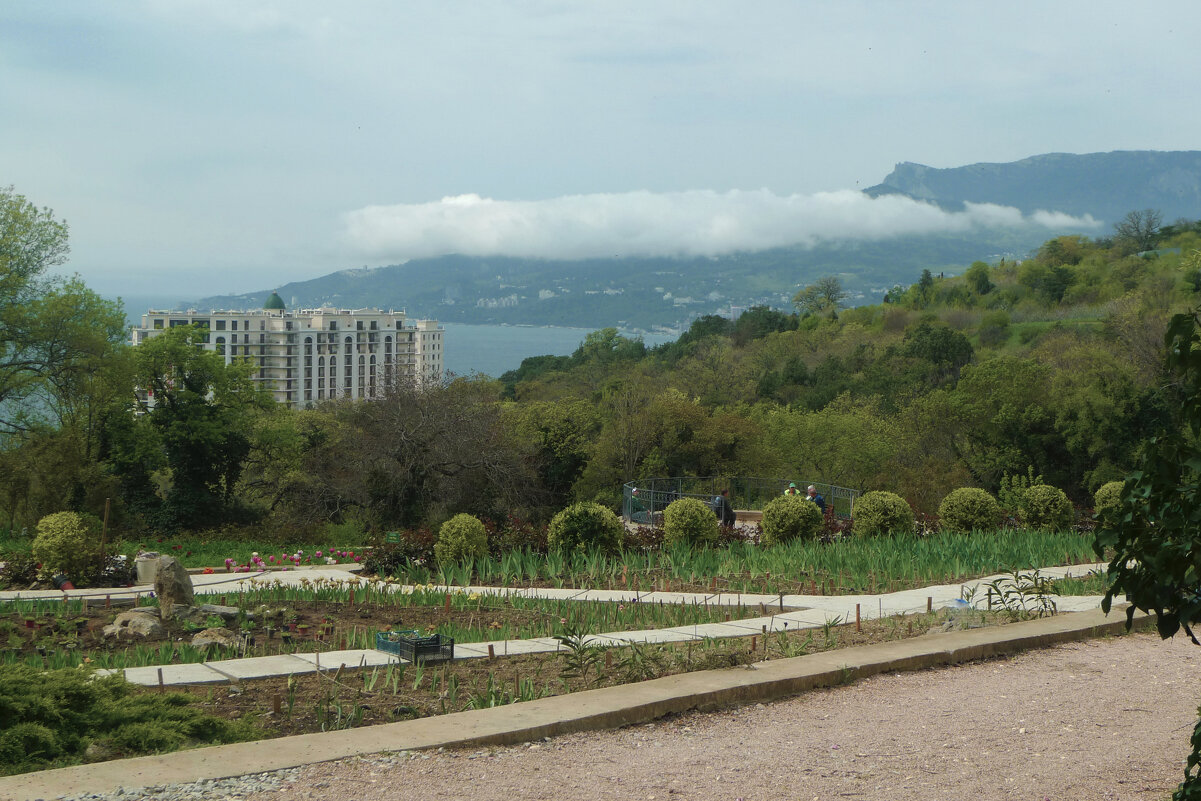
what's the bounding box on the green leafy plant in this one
[30,512,104,580]
[547,502,624,555]
[760,495,822,545]
[983,569,1058,619]
[1020,485,1074,531]
[433,514,488,565]
[553,620,605,687]
[1092,480,1125,528]
[662,498,719,548]
[998,466,1043,516]
[850,491,914,537]
[938,488,1002,533]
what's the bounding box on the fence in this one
[621,476,860,525]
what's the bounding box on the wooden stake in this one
[779,593,784,611]
[349,587,355,605]
[759,602,766,615]
[750,635,757,652]
[105,595,111,609]
[273,695,282,715]
[855,604,861,632]
[157,668,164,693]
[605,650,613,669]
[487,644,495,660]
[444,594,451,611]
[927,596,933,613]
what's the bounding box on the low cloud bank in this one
[342,189,1100,261]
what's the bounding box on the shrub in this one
[662,498,719,547]
[548,502,624,555]
[760,495,822,545]
[938,488,1002,533]
[1093,481,1125,528]
[999,466,1042,515]
[433,514,489,564]
[851,491,915,537]
[1020,484,1075,531]
[0,550,38,589]
[362,528,436,575]
[31,512,104,580]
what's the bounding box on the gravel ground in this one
[58,632,1201,801]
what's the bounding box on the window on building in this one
[329,321,337,331]
[232,320,238,331]
[215,320,226,331]
[153,318,164,329]
[356,320,364,330]
[214,336,226,355]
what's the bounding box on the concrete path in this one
[54,562,1108,686]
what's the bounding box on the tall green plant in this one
[1093,304,1201,800]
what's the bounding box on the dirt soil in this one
[163,610,982,738]
[240,631,1201,801]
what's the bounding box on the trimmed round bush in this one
[938,487,1002,533]
[31,512,104,579]
[548,502,624,555]
[433,513,488,564]
[851,491,914,537]
[1093,481,1125,528]
[1020,484,1075,531]
[663,498,719,547]
[760,495,823,545]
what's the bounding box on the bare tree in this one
[1114,208,1164,254]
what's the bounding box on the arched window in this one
[215,336,226,356]
[344,335,353,357]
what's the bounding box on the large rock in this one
[102,609,165,640]
[192,627,238,650]
[154,556,194,620]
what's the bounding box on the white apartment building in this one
[130,295,444,408]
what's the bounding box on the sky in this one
[2,1,1198,299]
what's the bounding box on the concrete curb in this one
[0,606,1150,801]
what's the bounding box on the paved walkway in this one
[0,561,1109,687]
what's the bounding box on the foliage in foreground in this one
[0,665,259,775]
[1092,304,1201,799]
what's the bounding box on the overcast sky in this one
[2,1,1197,298]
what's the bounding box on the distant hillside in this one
[865,150,1201,223]
[194,231,1052,331]
[192,150,1201,330]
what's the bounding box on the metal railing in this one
[621,476,859,524]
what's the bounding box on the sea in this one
[117,294,675,379]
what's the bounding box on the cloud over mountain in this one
[342,189,1100,262]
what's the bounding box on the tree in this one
[133,324,272,528]
[917,269,935,304]
[792,276,847,318]
[1093,303,1201,799]
[1114,208,1163,254]
[964,261,993,295]
[0,187,127,436]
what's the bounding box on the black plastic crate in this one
[376,630,455,663]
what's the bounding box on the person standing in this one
[784,482,800,496]
[806,484,826,514]
[714,489,736,527]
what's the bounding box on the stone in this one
[192,627,237,649]
[154,556,195,620]
[102,610,166,640]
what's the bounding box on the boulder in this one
[102,609,165,640]
[192,627,238,650]
[154,556,194,620]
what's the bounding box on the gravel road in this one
[232,632,1200,801]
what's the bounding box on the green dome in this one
[263,292,286,311]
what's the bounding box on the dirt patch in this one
[152,608,1025,740]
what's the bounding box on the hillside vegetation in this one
[3,182,1200,542]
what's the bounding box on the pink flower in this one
[315,550,323,558]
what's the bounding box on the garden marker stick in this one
[856,604,861,632]
[157,668,164,693]
[927,597,933,612]
[487,644,495,660]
